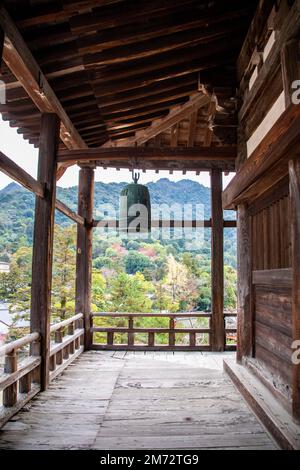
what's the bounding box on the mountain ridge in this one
[0,179,235,260]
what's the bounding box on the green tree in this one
[109,272,153,313]
[51,225,76,321]
[125,251,154,277]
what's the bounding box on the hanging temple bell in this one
[119,170,151,234]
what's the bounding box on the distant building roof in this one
[0,262,10,273]
[0,303,29,328]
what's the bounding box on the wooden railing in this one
[91,312,237,352]
[0,332,41,428]
[0,313,84,429]
[49,313,84,381]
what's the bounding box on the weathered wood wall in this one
[224,0,300,421]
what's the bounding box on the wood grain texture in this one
[236,204,252,362]
[0,351,276,450]
[211,170,225,351]
[76,167,94,350]
[289,159,300,422]
[0,5,87,153]
[30,113,60,391]
[0,151,44,197]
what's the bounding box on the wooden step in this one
[224,359,300,450]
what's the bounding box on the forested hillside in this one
[0,179,236,266]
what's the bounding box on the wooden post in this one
[236,204,252,363]
[76,165,94,350]
[128,317,134,347]
[211,169,225,351]
[30,113,60,391]
[289,159,300,422]
[3,351,17,406]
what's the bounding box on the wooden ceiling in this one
[0,0,258,151]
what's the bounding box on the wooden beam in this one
[83,21,246,68]
[70,0,209,33]
[236,204,252,362]
[55,199,85,226]
[58,146,236,164]
[0,5,87,157]
[237,0,275,82]
[239,0,300,125]
[76,167,94,350]
[289,159,300,422]
[187,111,198,147]
[30,114,60,391]
[223,104,300,209]
[203,98,216,147]
[103,92,211,147]
[0,150,44,197]
[211,169,225,351]
[57,146,236,172]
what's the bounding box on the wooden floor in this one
[0,351,277,450]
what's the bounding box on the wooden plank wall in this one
[249,179,291,271]
[253,282,293,403]
[248,178,293,406]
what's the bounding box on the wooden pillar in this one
[76,165,94,350]
[30,113,60,391]
[289,159,300,422]
[236,204,252,363]
[211,169,225,351]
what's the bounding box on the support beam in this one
[76,166,94,350]
[57,146,236,173]
[55,199,85,226]
[211,169,225,351]
[0,5,87,161]
[0,150,44,197]
[30,114,60,391]
[236,204,252,362]
[289,159,300,422]
[102,92,211,147]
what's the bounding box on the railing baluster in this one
[148,332,155,347]
[19,372,31,394]
[128,316,134,347]
[90,311,232,352]
[169,318,175,347]
[69,322,75,354]
[107,331,114,346]
[0,332,41,429]
[189,332,196,348]
[31,340,40,384]
[3,350,18,407]
[55,329,63,365]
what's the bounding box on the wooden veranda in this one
[0,0,300,450]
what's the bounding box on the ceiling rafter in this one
[102,92,211,147]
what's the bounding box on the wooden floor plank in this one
[0,351,277,450]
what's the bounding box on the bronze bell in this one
[119,171,151,233]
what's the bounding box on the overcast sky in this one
[0,115,234,190]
